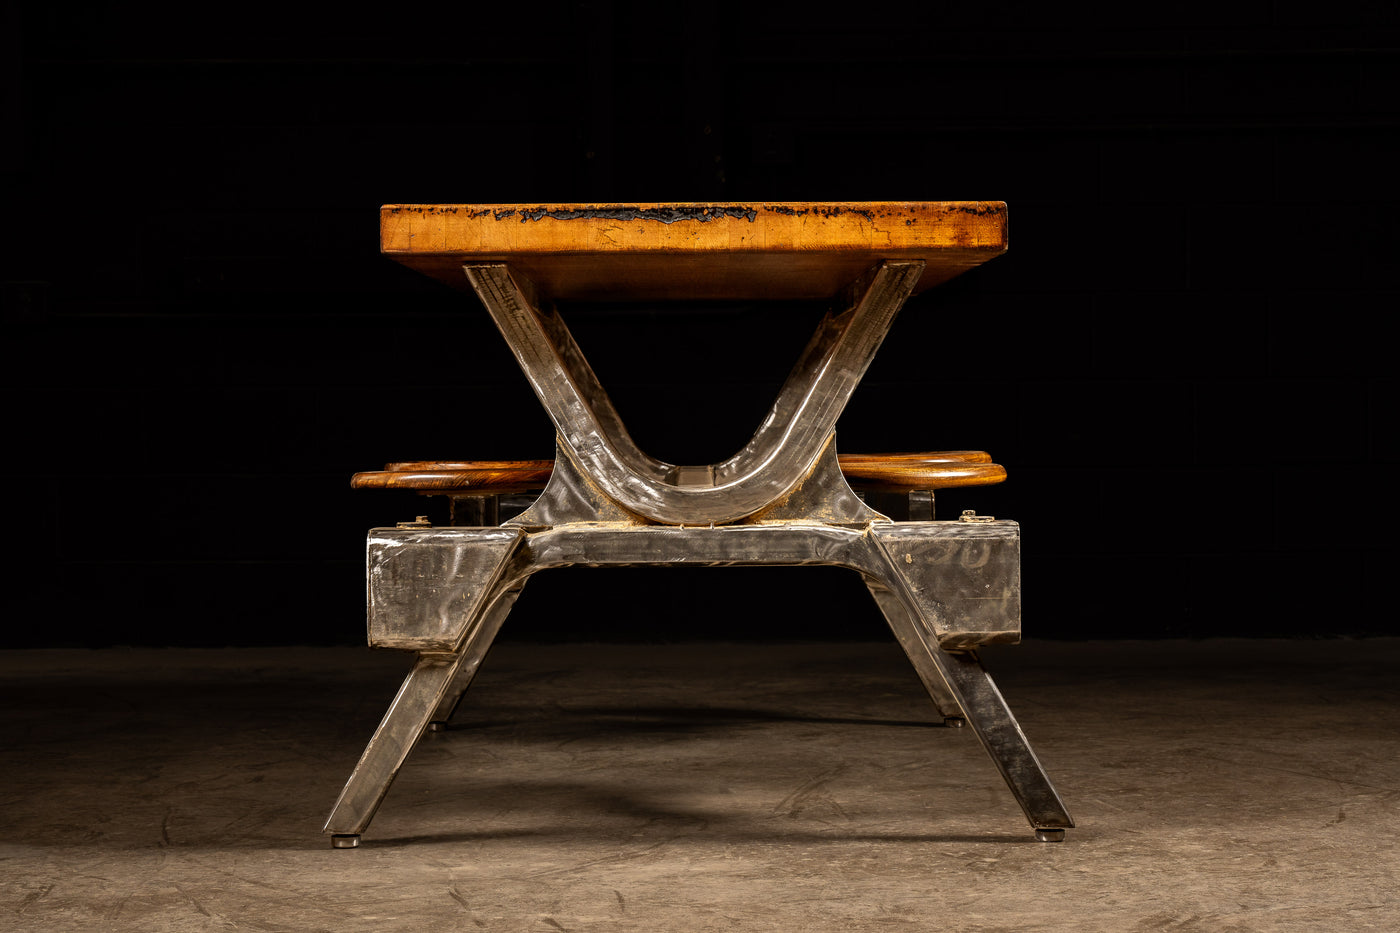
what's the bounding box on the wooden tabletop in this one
[381,202,1007,301]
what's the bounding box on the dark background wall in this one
[4,1,1396,646]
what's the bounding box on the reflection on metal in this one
[325,652,467,835]
[870,523,1021,648]
[366,527,523,651]
[326,518,1073,841]
[328,260,1073,845]
[464,261,923,526]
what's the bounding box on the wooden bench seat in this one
[352,451,1005,494]
[353,460,555,495]
[352,451,1006,524]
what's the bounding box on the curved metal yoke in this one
[464,260,925,526]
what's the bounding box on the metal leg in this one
[323,652,466,841]
[863,579,964,723]
[863,553,1073,837]
[932,648,1074,835]
[427,585,525,729]
[325,584,525,843]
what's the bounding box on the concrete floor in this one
[2,639,1396,932]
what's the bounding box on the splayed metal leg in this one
[324,580,524,842]
[427,585,525,731]
[335,520,1072,844]
[322,653,464,840]
[863,579,966,722]
[928,647,1073,837]
[862,532,1073,839]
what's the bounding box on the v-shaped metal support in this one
[464,260,923,526]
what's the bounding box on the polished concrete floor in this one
[2,638,1397,931]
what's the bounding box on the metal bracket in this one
[366,526,524,650]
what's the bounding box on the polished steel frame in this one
[325,261,1073,846]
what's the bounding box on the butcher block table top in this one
[379,201,1007,301]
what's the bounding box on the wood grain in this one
[836,460,1006,492]
[380,202,1007,301]
[351,461,553,493]
[837,450,993,465]
[353,452,1005,494]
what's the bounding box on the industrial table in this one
[325,202,1073,846]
